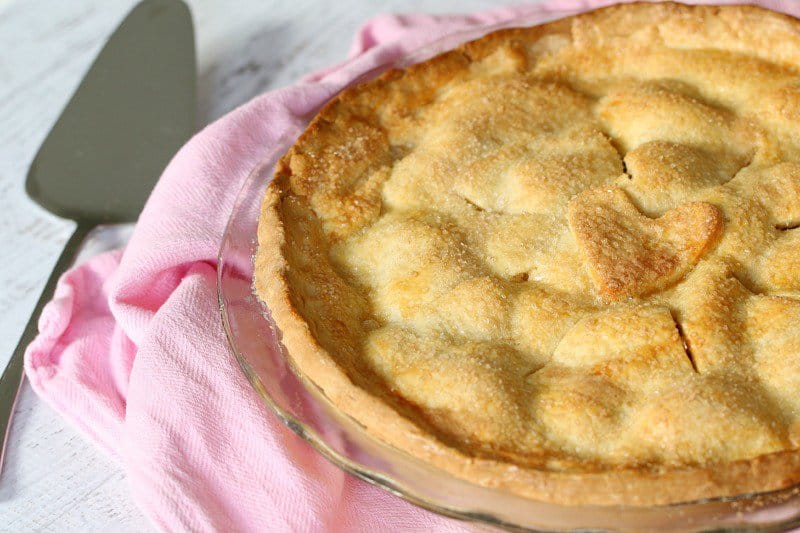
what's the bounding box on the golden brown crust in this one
[567,186,723,300]
[255,2,800,506]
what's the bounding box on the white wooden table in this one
[0,0,525,529]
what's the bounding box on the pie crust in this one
[254,2,800,506]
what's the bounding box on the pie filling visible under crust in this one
[255,2,800,505]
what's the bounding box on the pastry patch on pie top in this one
[567,186,723,300]
[256,2,800,499]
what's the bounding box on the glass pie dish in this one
[216,12,800,531]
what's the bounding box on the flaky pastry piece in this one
[255,2,800,505]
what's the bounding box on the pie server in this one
[0,0,196,475]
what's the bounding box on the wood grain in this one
[0,0,516,529]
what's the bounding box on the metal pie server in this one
[0,0,196,474]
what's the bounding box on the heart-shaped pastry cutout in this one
[567,187,723,300]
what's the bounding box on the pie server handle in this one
[0,223,91,476]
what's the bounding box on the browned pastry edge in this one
[254,2,800,506]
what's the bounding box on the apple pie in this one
[254,2,800,505]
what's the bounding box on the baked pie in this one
[255,2,800,505]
